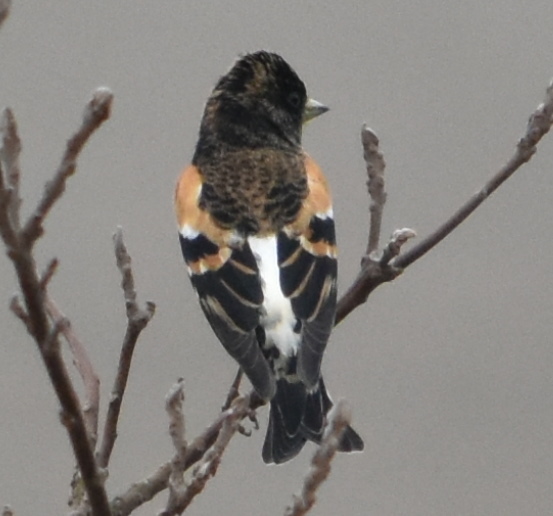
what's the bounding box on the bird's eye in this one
[287,91,302,108]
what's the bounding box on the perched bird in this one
[175,51,363,463]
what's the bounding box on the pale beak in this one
[303,98,329,124]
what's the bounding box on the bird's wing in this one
[175,165,276,400]
[278,155,337,388]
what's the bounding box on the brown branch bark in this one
[0,90,113,516]
[0,0,10,30]
[97,227,156,469]
[111,391,264,516]
[362,125,387,259]
[336,78,553,324]
[284,400,352,516]
[395,80,553,268]
[45,296,101,445]
[159,395,252,516]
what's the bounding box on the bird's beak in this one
[303,98,329,124]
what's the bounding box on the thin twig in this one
[21,88,113,247]
[284,400,352,516]
[222,368,243,410]
[380,228,417,266]
[111,392,263,516]
[336,78,553,323]
[0,0,10,30]
[9,295,30,329]
[0,108,22,230]
[0,91,114,516]
[166,379,187,463]
[164,379,187,514]
[39,257,59,290]
[396,79,553,269]
[159,396,251,516]
[97,227,156,469]
[1,505,13,516]
[45,296,100,445]
[362,125,387,260]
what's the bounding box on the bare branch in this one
[0,97,113,516]
[362,125,387,260]
[9,294,30,329]
[164,379,188,513]
[97,227,156,469]
[285,400,352,516]
[222,368,243,411]
[337,78,553,324]
[166,379,187,462]
[160,396,251,516]
[21,88,113,246]
[396,79,553,268]
[380,227,417,266]
[112,392,264,516]
[39,257,59,290]
[45,296,100,445]
[0,110,21,252]
[0,108,22,230]
[0,0,10,29]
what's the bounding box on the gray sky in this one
[1,1,553,515]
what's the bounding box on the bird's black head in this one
[194,51,327,161]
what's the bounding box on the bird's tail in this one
[262,377,364,464]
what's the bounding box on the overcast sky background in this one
[1,1,553,515]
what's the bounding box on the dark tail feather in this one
[262,377,364,464]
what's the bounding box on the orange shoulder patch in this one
[174,165,235,246]
[287,154,333,235]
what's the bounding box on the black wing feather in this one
[179,233,276,400]
[277,215,337,388]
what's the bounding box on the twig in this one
[222,368,243,410]
[0,110,21,252]
[362,125,387,260]
[0,108,22,230]
[159,396,251,516]
[111,392,263,516]
[336,78,553,324]
[39,257,59,290]
[380,228,417,266]
[166,379,187,463]
[21,88,113,247]
[284,400,352,516]
[396,79,553,269]
[165,378,188,510]
[9,295,30,329]
[45,296,100,445]
[97,227,156,469]
[0,0,10,29]
[0,91,114,516]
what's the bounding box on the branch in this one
[45,296,100,445]
[0,91,113,516]
[284,400,352,516]
[97,227,156,469]
[21,88,113,247]
[166,379,187,465]
[112,391,264,516]
[362,125,387,259]
[0,0,10,29]
[0,108,21,230]
[336,78,553,324]
[396,79,553,268]
[159,395,252,516]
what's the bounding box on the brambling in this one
[175,51,363,463]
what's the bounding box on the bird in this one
[174,50,363,464]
